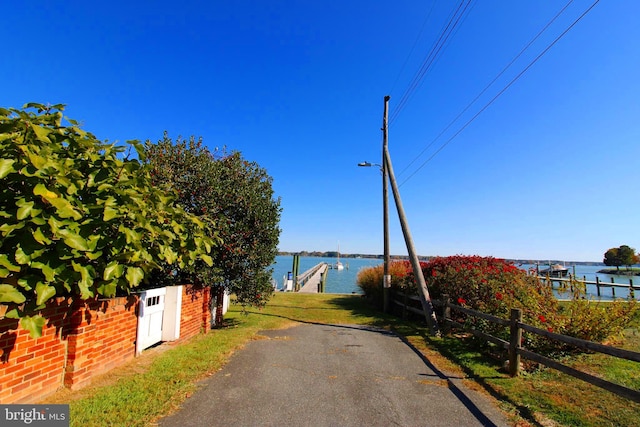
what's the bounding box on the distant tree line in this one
[278,252,612,266]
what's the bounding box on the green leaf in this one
[97,280,117,297]
[161,246,178,265]
[31,124,52,143]
[103,261,124,281]
[0,222,26,237]
[4,308,20,319]
[33,183,59,200]
[103,206,119,221]
[0,254,21,272]
[49,197,83,220]
[24,102,47,110]
[47,216,66,234]
[0,158,15,178]
[31,217,46,226]
[73,262,95,299]
[58,229,90,251]
[0,284,26,303]
[15,246,30,265]
[25,149,51,169]
[125,266,144,287]
[85,250,103,261]
[31,261,56,282]
[200,254,213,267]
[20,315,47,339]
[33,227,51,245]
[118,225,142,244]
[16,199,36,220]
[35,282,56,305]
[17,275,38,291]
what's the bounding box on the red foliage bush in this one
[404,256,559,348]
[359,255,637,356]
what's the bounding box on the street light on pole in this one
[358,96,391,313]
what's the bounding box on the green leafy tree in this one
[603,247,621,271]
[144,134,282,322]
[143,133,223,289]
[0,104,214,336]
[604,245,636,271]
[617,245,636,270]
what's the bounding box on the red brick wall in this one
[63,296,138,390]
[179,285,210,341]
[0,299,68,404]
[0,286,210,403]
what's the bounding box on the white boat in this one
[335,242,345,270]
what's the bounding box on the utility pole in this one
[382,96,391,313]
[383,128,440,336]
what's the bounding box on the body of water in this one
[271,256,638,300]
[271,255,381,294]
[520,263,637,300]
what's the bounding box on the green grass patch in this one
[41,293,640,427]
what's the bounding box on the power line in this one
[399,0,601,187]
[388,1,438,96]
[398,0,576,178]
[390,0,475,125]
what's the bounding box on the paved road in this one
[159,323,510,427]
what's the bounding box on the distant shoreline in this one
[276,252,605,266]
[596,268,640,276]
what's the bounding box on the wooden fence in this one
[391,291,640,403]
[538,274,638,299]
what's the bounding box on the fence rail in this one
[296,262,327,289]
[391,291,640,403]
[537,274,638,299]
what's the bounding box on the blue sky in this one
[3,1,638,262]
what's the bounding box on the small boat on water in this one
[334,241,345,270]
[539,264,570,277]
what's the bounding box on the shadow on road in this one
[312,294,541,426]
[243,296,511,427]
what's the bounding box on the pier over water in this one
[297,263,329,293]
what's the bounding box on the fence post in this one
[630,279,634,299]
[611,277,616,298]
[442,294,451,335]
[509,308,522,377]
[596,276,601,297]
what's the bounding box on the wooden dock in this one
[298,263,329,293]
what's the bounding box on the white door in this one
[136,287,166,354]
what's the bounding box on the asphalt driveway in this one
[159,323,510,426]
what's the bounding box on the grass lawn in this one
[40,293,640,427]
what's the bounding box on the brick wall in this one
[0,285,210,404]
[0,299,68,404]
[179,285,210,341]
[63,296,138,390]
